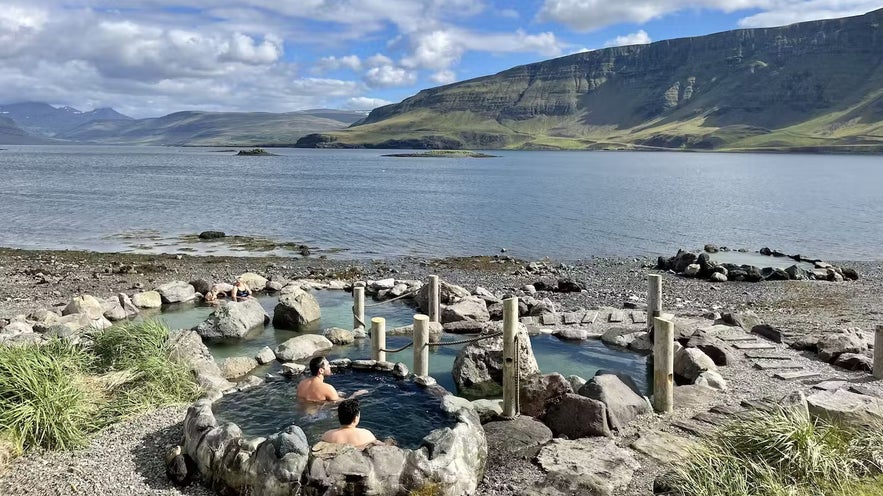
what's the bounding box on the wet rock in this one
[237,272,268,292]
[132,290,162,308]
[601,327,644,348]
[255,346,276,364]
[452,324,538,396]
[219,356,258,379]
[198,231,225,239]
[156,281,196,304]
[194,299,269,339]
[324,327,355,345]
[441,296,490,323]
[274,334,333,362]
[273,287,321,328]
[567,375,587,392]
[281,363,306,376]
[188,279,211,296]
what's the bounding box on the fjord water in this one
[1,145,881,260]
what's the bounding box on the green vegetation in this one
[0,321,199,452]
[662,406,883,496]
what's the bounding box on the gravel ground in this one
[1,247,882,495]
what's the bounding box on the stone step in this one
[692,412,732,427]
[608,311,624,323]
[740,399,778,412]
[672,419,715,437]
[774,370,822,381]
[581,311,598,324]
[732,342,777,350]
[752,360,804,370]
[630,311,647,324]
[541,313,559,326]
[563,312,581,325]
[709,404,745,416]
[744,352,793,360]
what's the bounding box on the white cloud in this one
[344,96,392,109]
[736,0,882,27]
[604,30,652,47]
[365,53,394,67]
[364,65,418,87]
[401,27,564,70]
[430,70,457,84]
[316,54,363,73]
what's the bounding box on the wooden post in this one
[874,325,883,380]
[428,275,440,323]
[652,317,674,413]
[353,285,365,331]
[372,317,386,362]
[647,274,662,336]
[502,297,519,418]
[413,314,430,377]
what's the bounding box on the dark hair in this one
[309,356,327,376]
[338,399,360,425]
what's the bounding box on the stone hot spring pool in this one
[152,290,651,395]
[211,369,458,449]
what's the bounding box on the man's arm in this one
[324,384,341,401]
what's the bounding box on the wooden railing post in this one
[353,283,365,331]
[372,317,386,362]
[413,314,429,377]
[653,317,674,413]
[502,297,519,418]
[874,325,883,380]
[428,275,440,323]
[648,274,662,336]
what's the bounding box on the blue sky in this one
[1,1,880,118]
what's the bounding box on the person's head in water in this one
[309,356,329,377]
[338,398,360,426]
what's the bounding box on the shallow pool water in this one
[154,291,650,395]
[709,251,815,270]
[212,369,457,449]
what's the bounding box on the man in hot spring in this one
[297,356,368,402]
[321,399,378,448]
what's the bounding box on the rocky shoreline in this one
[1,246,882,495]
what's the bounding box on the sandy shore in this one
[1,247,882,495]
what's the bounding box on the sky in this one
[1,1,880,118]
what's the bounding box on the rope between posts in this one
[427,331,503,347]
[377,341,414,353]
[363,290,417,307]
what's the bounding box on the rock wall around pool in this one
[182,365,487,496]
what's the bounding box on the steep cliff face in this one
[299,8,883,151]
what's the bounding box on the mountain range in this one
[297,7,883,152]
[0,103,366,146]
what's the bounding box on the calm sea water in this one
[1,145,881,260]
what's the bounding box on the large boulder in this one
[274,334,333,362]
[324,327,355,345]
[543,393,610,438]
[452,324,539,396]
[415,280,471,313]
[219,357,258,379]
[132,290,162,308]
[578,374,651,431]
[237,272,268,292]
[118,293,140,317]
[102,298,129,321]
[601,327,645,348]
[817,328,866,362]
[807,389,883,428]
[194,299,269,339]
[484,416,551,461]
[272,287,321,329]
[62,295,104,319]
[674,348,717,383]
[536,438,639,496]
[156,281,197,304]
[441,296,490,323]
[518,373,572,418]
[168,329,234,393]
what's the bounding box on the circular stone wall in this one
[182,360,487,496]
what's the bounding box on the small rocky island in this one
[382,150,498,158]
[236,148,276,156]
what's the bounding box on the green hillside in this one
[297,8,883,152]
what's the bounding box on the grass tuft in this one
[665,405,883,496]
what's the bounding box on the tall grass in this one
[0,320,200,452]
[663,406,883,496]
[0,341,98,450]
